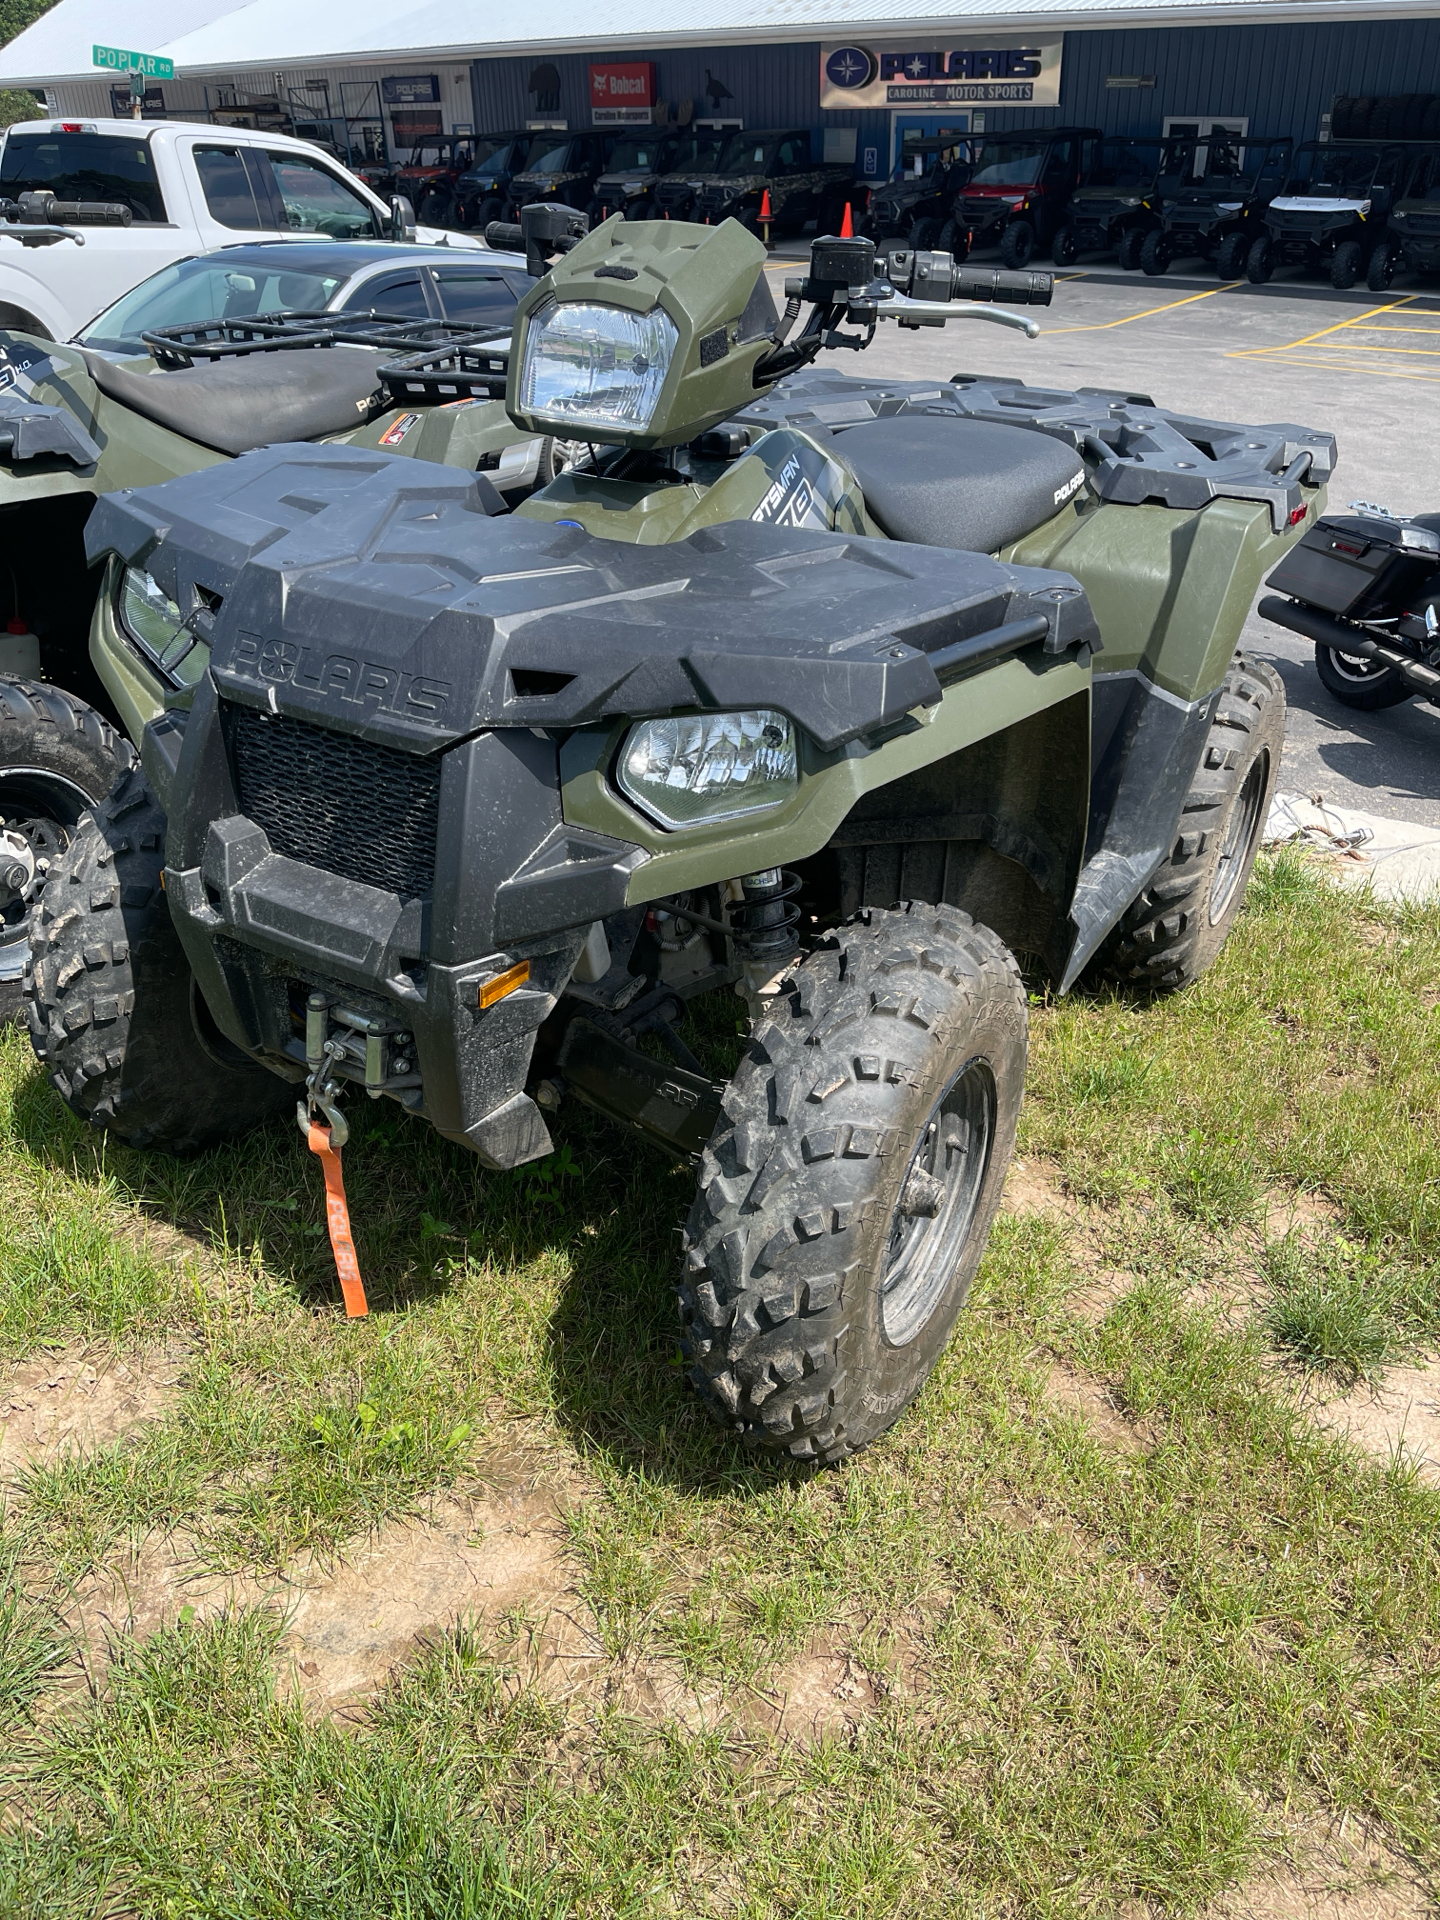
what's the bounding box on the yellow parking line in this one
[1222,348,1440,384]
[1043,280,1241,333]
[1235,292,1418,356]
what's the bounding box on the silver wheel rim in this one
[880,1058,995,1348]
[1209,750,1268,926]
[0,765,96,963]
[1328,647,1391,685]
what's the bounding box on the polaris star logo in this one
[230,632,453,724]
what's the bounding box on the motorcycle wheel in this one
[681,902,1026,1463]
[27,767,293,1150]
[1366,242,1397,292]
[1,678,133,1024]
[1245,235,1273,284]
[1051,225,1079,267]
[999,220,1035,268]
[1330,240,1363,290]
[909,215,941,250]
[1315,642,1413,710]
[1139,230,1171,276]
[1215,231,1247,279]
[1116,228,1145,271]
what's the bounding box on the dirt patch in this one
[0,1344,184,1482]
[751,1650,881,1744]
[1300,1362,1440,1486]
[1000,1157,1073,1220]
[1043,1362,1153,1454]
[1212,1815,1431,1920]
[1262,1190,1343,1244]
[66,1532,275,1672]
[278,1487,596,1713]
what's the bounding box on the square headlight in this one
[518,298,677,433]
[618,711,797,830]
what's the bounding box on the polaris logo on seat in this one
[230,632,453,724]
[1054,470,1085,506]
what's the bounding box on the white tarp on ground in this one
[1265,791,1440,904]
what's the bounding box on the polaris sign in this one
[820,40,1062,109]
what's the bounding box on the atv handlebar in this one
[0,192,132,227]
[949,266,1053,307]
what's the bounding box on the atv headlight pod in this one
[618,710,797,830]
[519,298,677,432]
[118,566,202,680]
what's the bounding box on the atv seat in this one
[82,348,389,458]
[835,415,1086,553]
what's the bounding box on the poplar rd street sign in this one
[92,45,174,79]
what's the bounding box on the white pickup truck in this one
[0,116,483,342]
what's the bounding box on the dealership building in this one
[0,0,1438,182]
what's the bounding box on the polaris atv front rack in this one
[142,311,511,373]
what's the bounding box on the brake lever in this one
[871,293,1041,338]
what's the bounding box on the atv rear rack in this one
[141,311,512,393]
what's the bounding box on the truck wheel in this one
[1139,230,1172,276]
[26,766,293,1152]
[1315,642,1413,710]
[1116,228,1144,271]
[1215,231,1247,279]
[1095,656,1284,992]
[1051,224,1079,266]
[999,221,1035,268]
[1366,242,1397,292]
[1330,241,1363,290]
[1245,235,1273,283]
[680,902,1027,1463]
[1,679,133,1024]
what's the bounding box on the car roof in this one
[175,239,529,275]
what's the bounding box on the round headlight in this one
[520,299,677,433]
[617,710,797,830]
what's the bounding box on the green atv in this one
[27,207,1332,1463]
[0,308,548,1014]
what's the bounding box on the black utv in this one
[453,131,531,229]
[649,127,731,222]
[590,129,702,225]
[861,137,971,247]
[1247,141,1406,288]
[26,209,1330,1471]
[1053,133,1196,269]
[1145,134,1292,277]
[1367,144,1440,289]
[690,129,856,236]
[945,128,1101,266]
[507,130,617,216]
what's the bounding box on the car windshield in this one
[607,134,676,172]
[76,255,348,353]
[1284,144,1383,196]
[524,139,573,174]
[716,134,777,174]
[968,140,1046,186]
[672,130,727,169]
[893,142,967,182]
[1195,138,1288,188]
[1086,138,1186,189]
[0,129,167,222]
[468,135,513,170]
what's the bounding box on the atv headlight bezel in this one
[616,710,798,830]
[117,565,204,685]
[517,297,678,433]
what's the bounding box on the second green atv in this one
[27,207,1332,1463]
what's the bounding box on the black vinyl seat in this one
[836,415,1086,553]
[83,348,389,457]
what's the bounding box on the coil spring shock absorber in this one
[730,869,801,1007]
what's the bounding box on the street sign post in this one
[92,45,174,80]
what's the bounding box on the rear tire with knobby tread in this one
[26,765,293,1152]
[680,903,1027,1464]
[1094,654,1284,992]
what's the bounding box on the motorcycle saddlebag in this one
[1265,512,1440,620]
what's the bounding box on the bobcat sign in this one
[820,40,1062,109]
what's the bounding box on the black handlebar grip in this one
[54,200,132,227]
[484,220,523,251]
[952,266,1054,307]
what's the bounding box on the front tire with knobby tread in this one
[26,765,293,1151]
[1094,654,1284,992]
[680,903,1027,1464]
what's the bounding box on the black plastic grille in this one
[227,706,441,900]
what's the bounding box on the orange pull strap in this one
[307,1123,369,1318]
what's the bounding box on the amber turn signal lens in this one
[478,960,530,1009]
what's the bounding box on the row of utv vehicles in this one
[2,202,1344,1463]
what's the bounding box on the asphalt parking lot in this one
[768,258,1440,827]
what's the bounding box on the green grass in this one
[0,851,1438,1916]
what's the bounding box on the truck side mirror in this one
[390,194,416,240]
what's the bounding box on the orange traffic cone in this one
[759,188,772,245]
[840,201,854,237]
